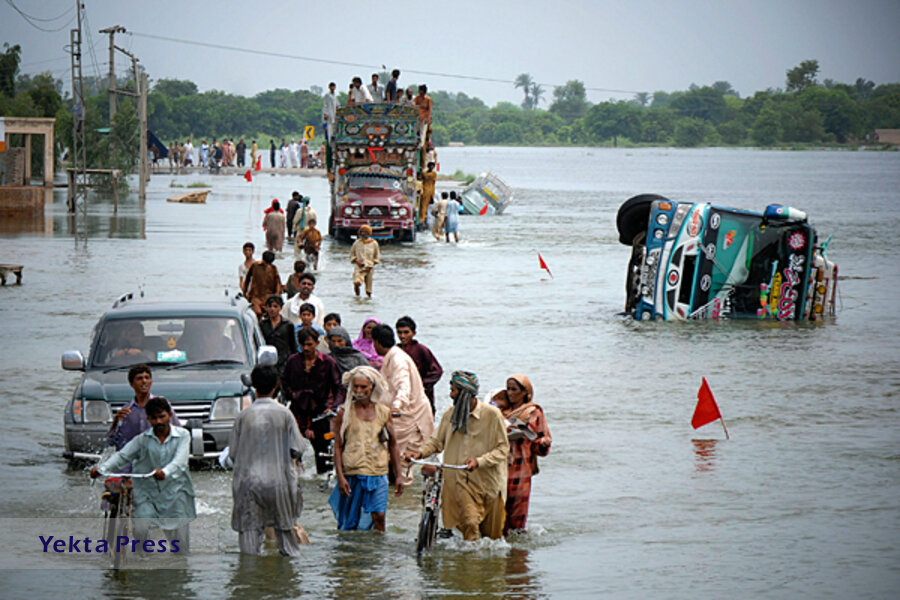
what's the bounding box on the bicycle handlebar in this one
[407,458,468,470]
[312,410,337,423]
[97,471,156,479]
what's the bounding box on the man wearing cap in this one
[406,371,509,541]
[349,225,381,298]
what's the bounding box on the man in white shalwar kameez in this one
[371,324,434,486]
[230,365,305,556]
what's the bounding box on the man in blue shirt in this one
[108,364,180,451]
[92,396,196,551]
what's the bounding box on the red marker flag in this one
[478,202,489,216]
[538,252,553,278]
[692,377,729,438]
[244,170,253,183]
[254,155,261,171]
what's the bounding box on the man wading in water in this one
[406,371,509,541]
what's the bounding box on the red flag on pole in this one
[254,155,261,171]
[478,202,489,215]
[538,252,553,278]
[692,377,729,438]
[244,170,253,183]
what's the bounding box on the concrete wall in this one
[0,186,46,215]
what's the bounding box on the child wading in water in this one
[297,218,322,271]
[349,225,381,298]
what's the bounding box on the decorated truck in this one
[616,194,838,321]
[329,104,420,242]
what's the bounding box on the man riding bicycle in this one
[91,396,196,551]
[405,370,509,541]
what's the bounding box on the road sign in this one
[304,126,315,140]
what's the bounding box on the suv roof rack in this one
[112,288,145,308]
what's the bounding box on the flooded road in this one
[0,147,898,598]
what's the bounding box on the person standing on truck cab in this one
[109,364,181,452]
[399,87,414,106]
[413,84,433,147]
[323,82,338,141]
[367,73,384,103]
[385,69,400,103]
[349,77,373,105]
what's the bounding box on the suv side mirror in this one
[61,350,86,371]
[257,345,278,367]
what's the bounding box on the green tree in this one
[786,59,819,92]
[711,81,739,97]
[670,86,729,123]
[448,121,475,144]
[530,83,545,108]
[673,117,717,147]
[514,73,534,109]
[0,43,21,98]
[799,86,863,142]
[585,101,642,146]
[153,79,198,98]
[633,92,650,107]
[717,120,746,145]
[751,106,782,145]
[550,80,589,121]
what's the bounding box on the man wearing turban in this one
[349,225,381,298]
[406,370,509,541]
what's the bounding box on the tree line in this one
[2,43,899,179]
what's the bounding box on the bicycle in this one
[93,468,155,570]
[312,410,337,488]
[407,458,467,555]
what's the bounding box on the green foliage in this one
[673,118,718,147]
[751,107,782,146]
[0,43,22,98]
[786,59,820,93]
[550,80,589,121]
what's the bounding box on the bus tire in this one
[617,194,669,245]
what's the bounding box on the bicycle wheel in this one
[416,507,436,555]
[112,513,128,570]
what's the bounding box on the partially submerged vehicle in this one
[329,104,419,242]
[617,194,838,321]
[458,172,513,215]
[61,292,276,461]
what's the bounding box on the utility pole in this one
[68,1,86,216]
[100,25,125,120]
[139,71,148,204]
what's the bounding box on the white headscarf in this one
[339,365,389,438]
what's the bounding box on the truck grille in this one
[108,401,212,421]
[364,206,386,217]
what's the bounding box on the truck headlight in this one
[82,400,112,423]
[353,207,362,216]
[210,395,252,420]
[390,209,399,218]
[343,206,354,216]
[398,208,408,217]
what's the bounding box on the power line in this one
[128,31,645,96]
[4,0,75,32]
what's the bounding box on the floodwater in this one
[0,147,898,598]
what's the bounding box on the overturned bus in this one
[616,194,838,321]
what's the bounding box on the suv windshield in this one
[348,174,402,190]
[91,316,249,368]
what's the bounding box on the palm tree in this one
[514,73,534,109]
[530,83,545,108]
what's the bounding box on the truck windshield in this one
[348,174,402,190]
[704,210,809,317]
[91,316,249,368]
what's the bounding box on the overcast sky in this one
[3,0,898,106]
